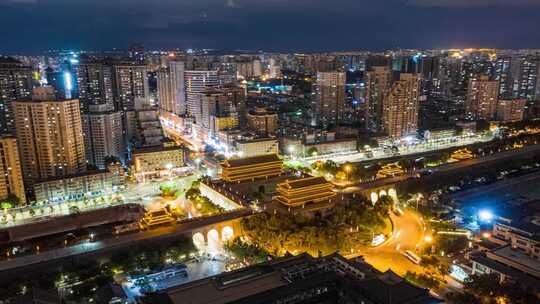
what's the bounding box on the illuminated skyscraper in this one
[157,61,186,115]
[184,70,219,120]
[13,87,86,185]
[77,59,125,167]
[382,73,420,138]
[365,66,392,131]
[113,62,149,112]
[494,56,512,98]
[466,75,499,120]
[0,57,33,135]
[76,59,115,112]
[83,105,124,168]
[312,71,346,129]
[0,136,25,203]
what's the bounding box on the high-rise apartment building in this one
[0,136,25,203]
[0,57,33,135]
[157,61,186,115]
[193,91,228,132]
[76,59,115,112]
[77,59,125,168]
[83,104,124,168]
[516,56,539,101]
[466,75,499,120]
[382,73,421,138]
[13,87,86,185]
[365,66,392,131]
[494,56,512,98]
[312,71,346,129]
[496,99,527,122]
[113,62,149,112]
[184,70,219,119]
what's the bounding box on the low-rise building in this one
[132,140,184,176]
[140,253,438,304]
[468,216,540,294]
[235,137,279,158]
[221,154,283,183]
[33,162,125,204]
[302,138,357,156]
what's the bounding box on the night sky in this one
[1,0,539,54]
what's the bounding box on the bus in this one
[403,250,422,264]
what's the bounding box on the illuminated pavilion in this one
[450,148,474,161]
[221,154,283,183]
[274,176,336,209]
[376,163,405,179]
[140,209,176,229]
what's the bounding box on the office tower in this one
[312,71,346,129]
[496,99,527,122]
[83,105,124,168]
[382,73,420,139]
[157,61,186,115]
[494,56,512,98]
[184,70,219,119]
[0,136,26,203]
[13,87,86,185]
[77,59,125,168]
[365,66,392,131]
[466,75,499,120]
[0,57,33,135]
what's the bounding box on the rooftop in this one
[222,154,281,168]
[279,176,331,190]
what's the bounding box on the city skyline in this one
[1,0,540,54]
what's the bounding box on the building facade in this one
[184,70,219,118]
[13,88,86,185]
[466,75,499,120]
[0,136,25,203]
[382,73,420,138]
[247,107,278,136]
[496,99,527,122]
[157,61,186,115]
[33,163,125,204]
[365,66,392,132]
[131,141,184,175]
[312,72,346,129]
[0,57,33,135]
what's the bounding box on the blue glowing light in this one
[478,209,494,222]
[64,71,72,91]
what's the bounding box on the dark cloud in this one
[0,0,539,54]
